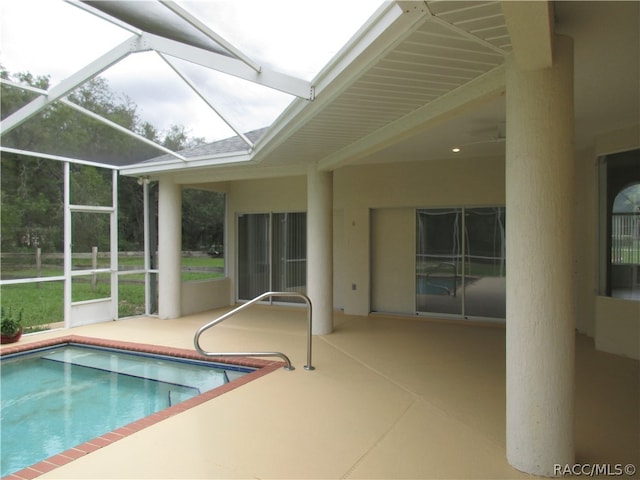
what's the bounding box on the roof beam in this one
[173,163,308,185]
[0,35,143,136]
[252,1,427,164]
[66,0,143,36]
[424,9,508,56]
[0,146,119,170]
[0,79,187,162]
[120,150,253,177]
[318,65,506,171]
[142,33,313,99]
[501,1,554,70]
[158,0,262,73]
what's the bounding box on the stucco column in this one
[505,35,575,476]
[307,164,333,335]
[158,177,182,319]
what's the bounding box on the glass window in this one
[463,207,506,318]
[416,209,463,315]
[272,212,306,303]
[611,183,640,300]
[602,149,640,301]
[237,212,306,302]
[237,213,270,299]
[416,207,506,319]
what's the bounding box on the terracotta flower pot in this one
[1,327,22,344]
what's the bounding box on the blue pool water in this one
[416,275,462,295]
[0,344,252,477]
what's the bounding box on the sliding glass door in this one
[463,207,506,318]
[416,207,505,319]
[272,213,306,296]
[416,209,463,315]
[237,212,306,302]
[237,213,270,299]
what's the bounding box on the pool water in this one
[416,275,462,295]
[0,344,251,477]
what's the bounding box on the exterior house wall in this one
[370,208,415,313]
[225,176,307,305]
[181,277,230,316]
[574,146,598,338]
[205,125,639,359]
[335,156,505,316]
[223,156,505,316]
[593,125,640,359]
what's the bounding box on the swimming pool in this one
[0,336,282,478]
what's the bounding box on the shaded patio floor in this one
[3,307,639,479]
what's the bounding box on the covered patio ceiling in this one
[119,0,640,182]
[1,1,638,181]
[123,0,519,177]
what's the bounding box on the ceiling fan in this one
[457,122,506,149]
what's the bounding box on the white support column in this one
[63,162,71,327]
[110,169,118,320]
[505,35,575,476]
[158,177,182,319]
[307,164,334,335]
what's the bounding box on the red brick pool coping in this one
[1,335,284,480]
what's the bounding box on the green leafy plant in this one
[1,306,23,336]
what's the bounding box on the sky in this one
[0,0,383,145]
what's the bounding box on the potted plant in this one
[1,306,23,344]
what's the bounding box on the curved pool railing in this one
[193,291,314,371]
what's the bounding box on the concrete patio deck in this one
[2,306,638,479]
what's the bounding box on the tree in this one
[0,152,64,252]
[182,189,225,251]
[1,66,220,254]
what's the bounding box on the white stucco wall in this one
[221,157,505,316]
[574,146,598,337]
[225,176,307,304]
[591,125,640,359]
[335,156,505,315]
[181,278,231,316]
[227,176,307,213]
[371,208,415,313]
[188,126,640,360]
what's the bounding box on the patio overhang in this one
[120,0,516,178]
[0,1,562,179]
[2,1,636,180]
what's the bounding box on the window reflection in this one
[464,208,506,318]
[416,207,506,319]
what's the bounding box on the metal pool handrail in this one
[193,291,314,371]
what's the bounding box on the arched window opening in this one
[599,140,640,304]
[611,183,640,299]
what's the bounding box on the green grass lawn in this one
[181,256,224,281]
[0,255,226,331]
[1,282,64,331]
